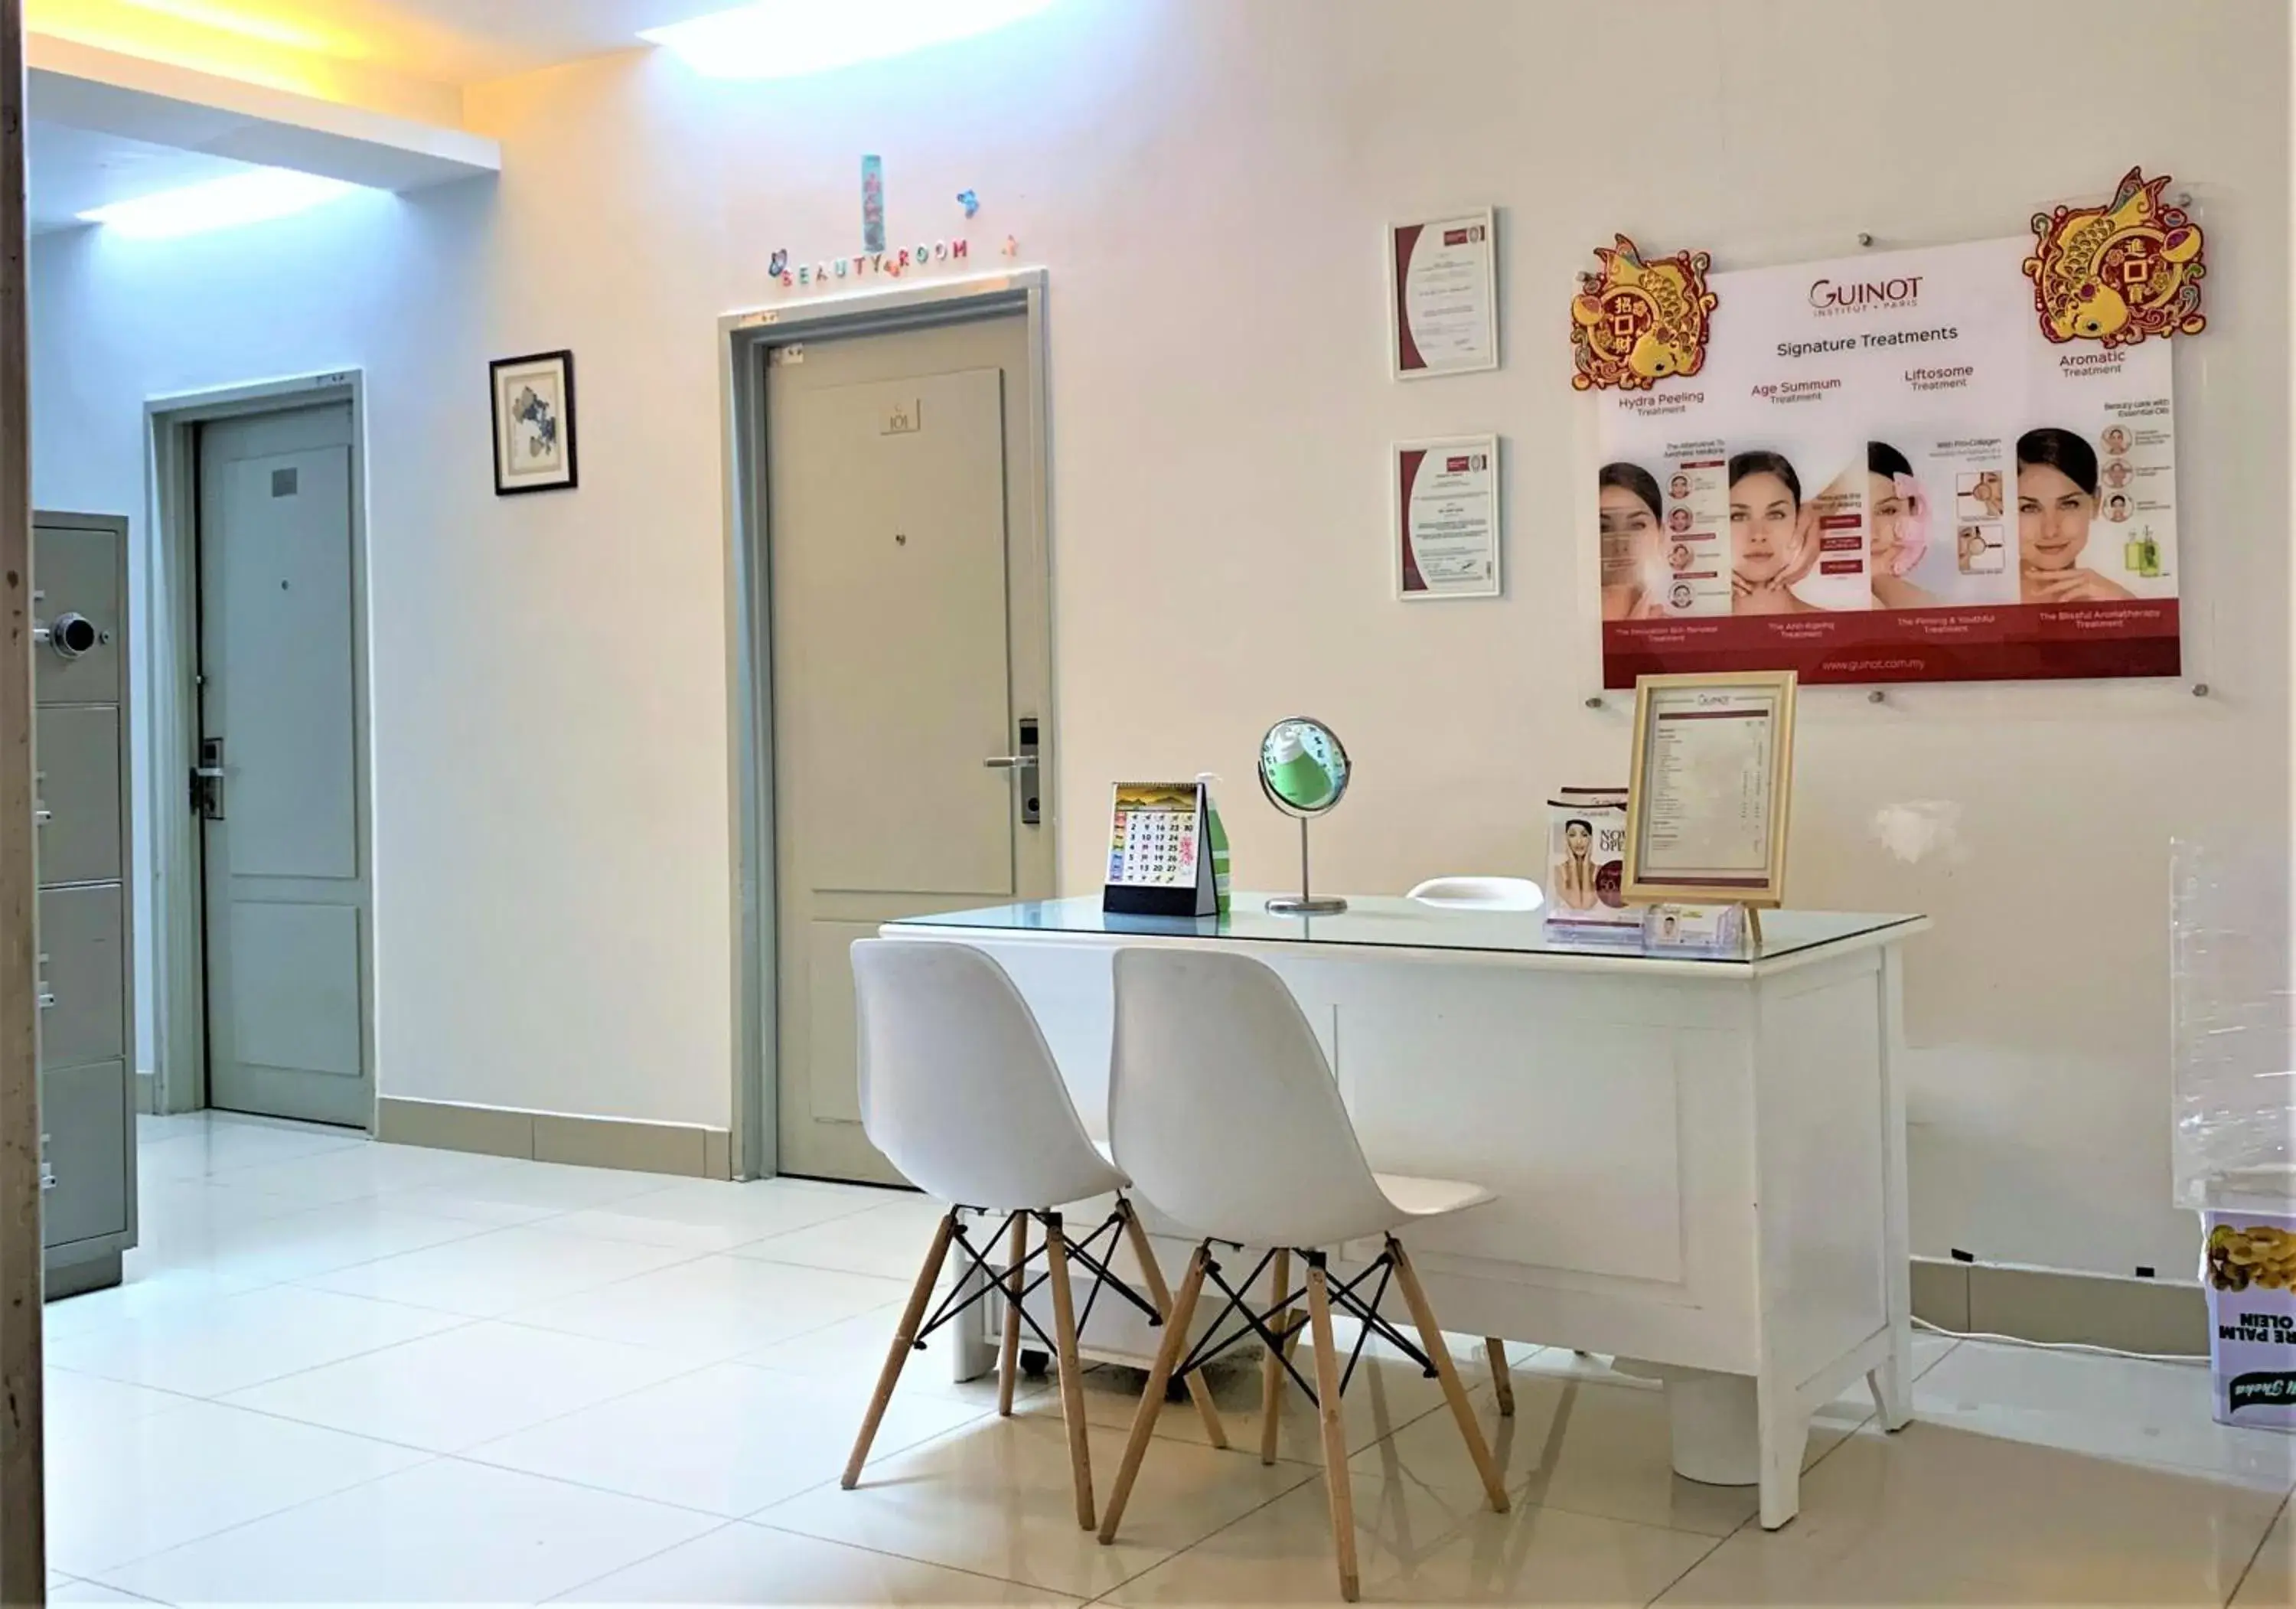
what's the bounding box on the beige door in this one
[768,314,1052,1183]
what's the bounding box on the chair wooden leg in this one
[1485,1336,1515,1417]
[1259,1247,1293,1465]
[1389,1236,1509,1513]
[1098,1240,1208,1545]
[1118,1199,1228,1450]
[1042,1212,1096,1530]
[1306,1262,1361,1602]
[842,1209,957,1490]
[996,1212,1029,1416]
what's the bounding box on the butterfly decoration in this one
[957,189,980,219]
[767,247,789,278]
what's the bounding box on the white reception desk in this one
[883,896,1928,1529]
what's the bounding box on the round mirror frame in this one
[1257,716,1351,819]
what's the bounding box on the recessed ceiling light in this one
[640,0,1058,80]
[78,168,366,240]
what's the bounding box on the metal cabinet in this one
[35,514,136,1298]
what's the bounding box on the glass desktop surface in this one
[889,896,1920,964]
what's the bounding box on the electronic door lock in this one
[983,717,1042,825]
[34,612,98,659]
[192,737,227,821]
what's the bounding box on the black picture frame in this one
[489,349,579,495]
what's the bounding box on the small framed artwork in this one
[1623,670,1798,907]
[490,350,578,495]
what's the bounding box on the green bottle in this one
[1265,728,1336,811]
[1198,773,1231,916]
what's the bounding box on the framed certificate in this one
[1623,671,1798,906]
[1394,435,1500,599]
[1388,209,1497,379]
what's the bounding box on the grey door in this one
[766,315,1054,1183]
[197,405,370,1127]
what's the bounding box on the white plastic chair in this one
[1097,946,1509,1601]
[842,939,1226,1529]
[1407,874,1545,1408]
[1407,875,1544,911]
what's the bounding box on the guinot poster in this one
[1596,237,2179,686]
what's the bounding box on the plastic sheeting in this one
[2172,840,2295,1210]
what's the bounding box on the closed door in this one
[197,404,370,1127]
[768,315,1052,1183]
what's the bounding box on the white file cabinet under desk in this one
[884,896,1928,1529]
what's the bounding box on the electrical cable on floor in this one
[1913,1315,2207,1366]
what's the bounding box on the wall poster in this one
[1596,237,2179,686]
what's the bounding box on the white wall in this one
[29,0,2290,1278]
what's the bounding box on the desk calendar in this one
[1104,782,1221,918]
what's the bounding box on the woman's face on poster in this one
[1600,482,1658,583]
[2017,462,2093,572]
[1730,471,1799,584]
[1867,472,1903,566]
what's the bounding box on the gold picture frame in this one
[1623,670,1798,909]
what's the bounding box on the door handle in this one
[981,755,1039,770]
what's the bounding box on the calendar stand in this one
[1104,782,1220,919]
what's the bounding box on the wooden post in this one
[1258,1246,1291,1464]
[996,1211,1027,1415]
[1116,1200,1226,1448]
[0,0,45,1596]
[1305,1265,1359,1601]
[841,1212,955,1490]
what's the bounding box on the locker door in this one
[35,707,122,887]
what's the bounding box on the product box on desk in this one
[2205,1207,2296,1431]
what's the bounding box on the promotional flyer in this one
[1543,787,1636,937]
[1596,237,2180,685]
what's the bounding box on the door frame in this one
[717,269,1054,1181]
[143,370,375,1124]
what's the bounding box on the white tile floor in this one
[32,1111,2295,1605]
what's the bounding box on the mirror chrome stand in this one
[1267,816,1346,915]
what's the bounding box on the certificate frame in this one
[1394,433,1501,601]
[1623,670,1798,907]
[1388,207,1498,381]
